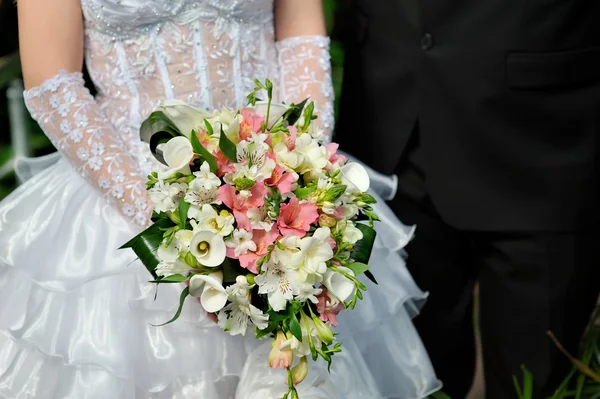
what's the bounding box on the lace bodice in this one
[23,0,333,226]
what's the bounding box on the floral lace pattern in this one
[23,71,150,226]
[22,1,334,226]
[277,36,334,142]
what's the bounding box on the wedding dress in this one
[0,1,441,398]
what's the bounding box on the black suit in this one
[337,0,600,397]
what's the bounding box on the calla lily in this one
[189,271,228,313]
[323,266,356,302]
[253,101,289,129]
[161,99,211,138]
[158,136,195,179]
[340,162,371,193]
[189,230,226,267]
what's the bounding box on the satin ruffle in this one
[0,156,441,398]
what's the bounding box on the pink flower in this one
[268,330,294,369]
[316,289,344,327]
[234,228,279,273]
[265,165,296,195]
[284,126,298,150]
[215,151,236,177]
[326,143,346,170]
[240,108,264,141]
[218,184,267,231]
[277,197,319,237]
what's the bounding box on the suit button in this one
[421,33,434,50]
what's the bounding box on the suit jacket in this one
[336,0,600,231]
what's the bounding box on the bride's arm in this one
[274,0,334,142]
[18,0,151,227]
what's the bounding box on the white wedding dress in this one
[0,1,441,398]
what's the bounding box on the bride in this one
[0,0,441,398]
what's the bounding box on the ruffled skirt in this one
[0,155,441,398]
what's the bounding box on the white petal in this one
[253,101,289,128]
[161,100,211,138]
[188,274,206,297]
[157,242,179,262]
[341,163,370,192]
[268,289,288,312]
[160,137,194,178]
[323,266,355,302]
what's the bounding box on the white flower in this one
[218,276,269,336]
[159,99,211,138]
[218,301,269,336]
[274,142,304,171]
[252,101,289,128]
[232,133,276,181]
[192,162,221,190]
[340,204,359,219]
[174,229,194,253]
[255,262,302,311]
[189,230,227,267]
[339,221,364,244]
[340,162,370,193]
[225,229,257,257]
[189,271,228,313]
[294,134,328,174]
[298,227,334,283]
[208,107,243,145]
[156,241,192,277]
[323,266,356,302]
[271,235,303,269]
[295,284,322,304]
[192,204,235,236]
[246,206,274,231]
[148,181,187,213]
[185,186,220,210]
[158,136,195,179]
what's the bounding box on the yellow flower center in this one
[197,241,210,255]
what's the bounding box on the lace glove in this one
[276,35,334,143]
[23,71,150,227]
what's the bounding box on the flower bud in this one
[291,356,309,386]
[268,330,294,369]
[311,314,334,345]
[318,213,337,228]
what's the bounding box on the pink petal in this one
[234,209,252,231]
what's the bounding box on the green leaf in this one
[290,313,303,342]
[345,262,370,276]
[429,392,452,399]
[204,119,214,135]
[153,287,190,326]
[351,223,377,264]
[120,218,175,279]
[294,185,317,200]
[283,98,308,126]
[149,274,190,284]
[222,258,248,283]
[140,111,181,164]
[190,131,218,173]
[178,196,190,229]
[364,270,378,285]
[219,126,238,162]
[255,320,279,339]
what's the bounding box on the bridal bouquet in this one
[122,79,379,398]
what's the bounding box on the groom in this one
[336,1,600,398]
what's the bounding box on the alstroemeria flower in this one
[316,289,344,327]
[239,108,265,141]
[189,230,226,267]
[192,161,221,190]
[218,183,267,231]
[236,228,279,273]
[158,136,195,179]
[297,227,334,283]
[265,165,296,195]
[218,276,269,336]
[255,261,301,311]
[291,356,309,386]
[277,197,319,237]
[323,266,356,302]
[192,204,235,236]
[189,271,228,313]
[225,229,257,257]
[246,206,274,231]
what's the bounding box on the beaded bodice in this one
[81,0,279,169]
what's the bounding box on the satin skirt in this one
[0,154,441,398]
